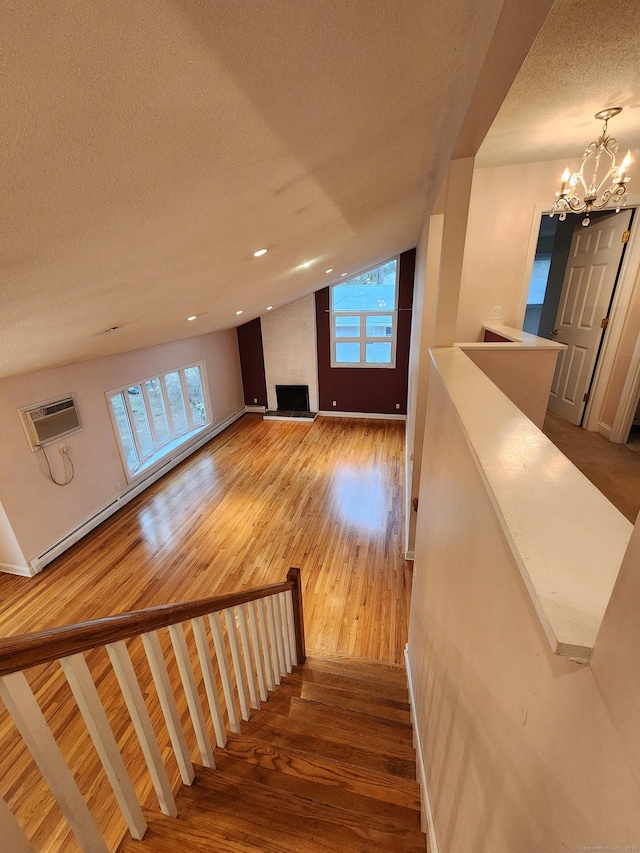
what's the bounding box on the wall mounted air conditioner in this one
[19,395,82,451]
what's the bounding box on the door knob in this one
[552,328,560,336]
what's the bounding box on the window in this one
[108,362,210,477]
[330,258,398,367]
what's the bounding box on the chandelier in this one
[550,107,631,227]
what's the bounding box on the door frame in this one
[516,196,640,434]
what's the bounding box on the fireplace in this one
[275,384,309,413]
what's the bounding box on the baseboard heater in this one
[29,408,245,574]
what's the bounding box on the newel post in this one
[287,567,306,664]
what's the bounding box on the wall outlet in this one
[395,403,400,409]
[115,482,122,492]
[492,305,502,320]
[60,443,68,454]
[332,401,337,406]
[253,397,258,404]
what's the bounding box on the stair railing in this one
[0,567,305,853]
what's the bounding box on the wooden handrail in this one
[0,573,304,677]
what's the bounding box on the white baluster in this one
[236,605,260,710]
[141,631,194,785]
[0,794,37,852]
[0,671,110,853]
[224,608,250,721]
[60,654,147,838]
[278,592,292,673]
[168,623,215,768]
[191,617,227,748]
[265,596,282,685]
[271,594,287,677]
[248,601,268,702]
[256,598,275,692]
[208,612,240,734]
[285,589,298,666]
[106,641,177,817]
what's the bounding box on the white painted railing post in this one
[59,654,147,839]
[209,611,241,734]
[248,601,268,702]
[0,672,110,853]
[168,623,215,768]
[106,641,177,817]
[272,594,287,677]
[285,589,298,666]
[236,605,260,710]
[265,596,282,685]
[141,630,195,785]
[224,608,250,721]
[278,592,293,673]
[256,598,275,692]
[191,616,227,748]
[0,795,37,853]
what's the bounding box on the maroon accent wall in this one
[483,330,511,343]
[236,318,267,406]
[315,249,415,415]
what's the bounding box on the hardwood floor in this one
[0,414,411,663]
[0,415,412,852]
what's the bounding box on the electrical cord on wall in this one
[40,444,75,486]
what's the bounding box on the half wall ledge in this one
[430,347,632,662]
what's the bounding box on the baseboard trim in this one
[318,410,406,421]
[405,550,415,561]
[29,408,245,575]
[405,644,439,853]
[0,561,35,577]
[597,421,613,439]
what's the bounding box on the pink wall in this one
[0,331,243,564]
[409,365,640,849]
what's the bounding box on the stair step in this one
[298,681,411,723]
[287,696,414,752]
[244,709,417,779]
[291,665,409,703]
[304,652,408,687]
[248,699,415,761]
[176,765,425,853]
[222,732,420,811]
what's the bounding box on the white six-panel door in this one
[548,209,632,425]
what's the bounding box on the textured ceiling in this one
[0,0,582,380]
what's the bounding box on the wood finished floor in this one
[0,413,411,662]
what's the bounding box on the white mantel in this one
[260,294,319,412]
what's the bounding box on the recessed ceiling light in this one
[325,268,333,274]
[301,261,312,268]
[236,310,243,315]
[341,272,347,277]
[103,326,119,333]
[187,316,197,321]
[266,306,273,311]
[253,248,268,257]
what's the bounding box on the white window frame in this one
[107,360,211,480]
[329,257,399,368]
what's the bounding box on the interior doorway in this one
[523,208,634,427]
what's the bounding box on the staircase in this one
[0,571,424,852]
[118,653,423,852]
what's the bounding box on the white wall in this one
[408,359,640,850]
[456,158,567,342]
[261,294,319,412]
[0,331,244,565]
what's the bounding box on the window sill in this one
[125,425,210,484]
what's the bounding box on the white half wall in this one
[261,295,319,412]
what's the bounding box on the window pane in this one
[365,315,393,338]
[331,259,397,311]
[334,315,360,337]
[184,366,207,426]
[365,342,392,364]
[145,378,170,444]
[335,342,360,363]
[164,372,188,433]
[127,386,154,458]
[110,393,139,472]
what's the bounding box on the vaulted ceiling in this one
[1,0,638,380]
